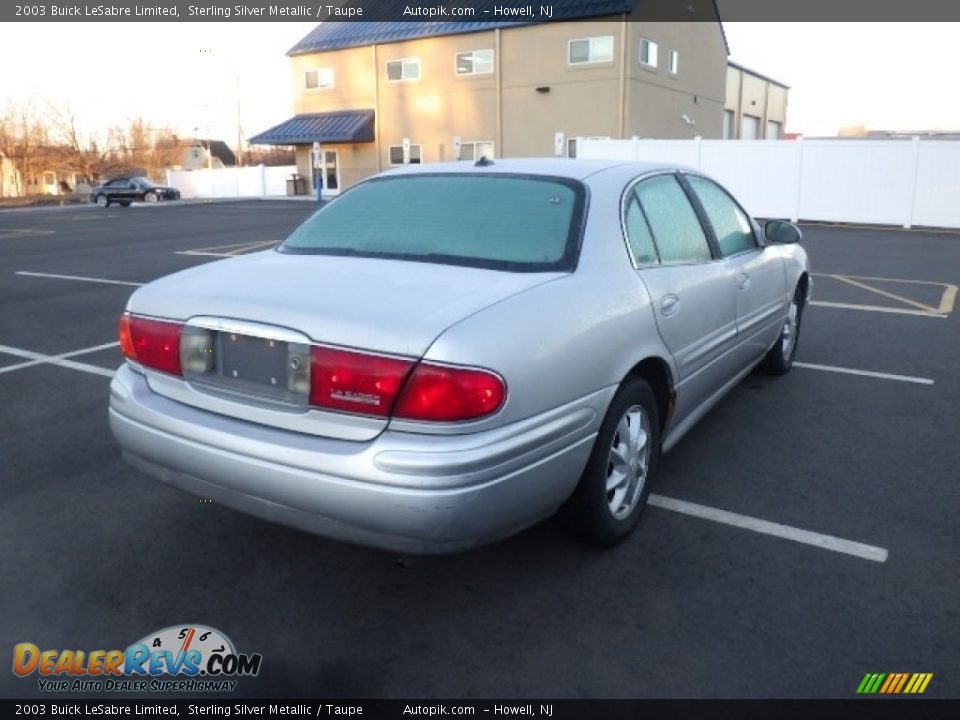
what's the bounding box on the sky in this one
[2,22,959,143]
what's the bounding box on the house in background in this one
[6,146,87,196]
[724,61,789,140]
[249,1,730,196]
[0,151,20,197]
[163,138,237,170]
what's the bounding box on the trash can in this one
[286,174,305,196]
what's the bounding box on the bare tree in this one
[45,101,125,185]
[0,100,48,197]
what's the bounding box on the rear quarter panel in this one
[413,169,676,433]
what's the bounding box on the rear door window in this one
[634,175,712,264]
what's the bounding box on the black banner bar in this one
[6,0,960,23]
[3,699,960,720]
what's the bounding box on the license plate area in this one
[182,327,311,409]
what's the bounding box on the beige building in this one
[724,61,789,140]
[250,4,730,195]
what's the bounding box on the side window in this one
[686,175,757,257]
[624,196,658,265]
[634,175,711,264]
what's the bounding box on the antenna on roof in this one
[475,156,494,167]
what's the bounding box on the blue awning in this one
[248,111,375,146]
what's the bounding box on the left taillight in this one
[118,314,183,376]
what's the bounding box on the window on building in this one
[567,138,578,158]
[668,49,679,74]
[389,144,422,165]
[386,58,420,82]
[723,110,735,139]
[639,38,658,68]
[766,120,782,140]
[568,36,614,65]
[305,67,335,90]
[456,49,494,75]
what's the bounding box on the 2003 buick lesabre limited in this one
[109,159,811,553]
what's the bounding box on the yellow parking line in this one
[828,275,941,314]
[0,229,56,239]
[938,285,957,314]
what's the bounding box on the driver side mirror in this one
[764,219,802,244]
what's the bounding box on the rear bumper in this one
[109,365,603,553]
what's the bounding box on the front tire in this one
[566,377,661,546]
[760,284,805,375]
[95,194,109,208]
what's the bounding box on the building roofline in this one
[727,60,789,89]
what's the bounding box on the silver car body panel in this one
[109,158,810,552]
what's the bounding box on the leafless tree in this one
[0,100,48,197]
[45,101,126,185]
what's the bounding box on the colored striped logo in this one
[857,673,933,694]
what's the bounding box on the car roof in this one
[380,157,692,181]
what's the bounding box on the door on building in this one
[741,114,760,140]
[313,150,340,196]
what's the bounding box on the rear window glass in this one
[280,174,586,272]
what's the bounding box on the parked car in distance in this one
[90,177,181,208]
[109,159,811,554]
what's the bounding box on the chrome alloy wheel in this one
[606,405,651,520]
[95,195,108,208]
[781,298,800,362]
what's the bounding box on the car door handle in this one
[737,273,751,290]
[660,294,680,317]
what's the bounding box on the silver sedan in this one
[109,159,811,553]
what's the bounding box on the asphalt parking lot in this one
[1,201,957,700]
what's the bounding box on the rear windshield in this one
[279,173,586,272]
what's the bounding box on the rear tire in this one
[144,191,158,203]
[95,194,109,208]
[565,377,660,546]
[759,284,804,375]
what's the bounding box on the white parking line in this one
[794,362,934,385]
[809,300,947,318]
[649,494,888,563]
[0,343,117,378]
[15,271,143,287]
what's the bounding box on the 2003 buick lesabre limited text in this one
[109,159,810,553]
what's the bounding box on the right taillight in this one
[394,363,505,422]
[310,346,414,417]
[308,347,505,422]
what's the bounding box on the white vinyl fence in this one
[165,165,297,200]
[578,137,960,230]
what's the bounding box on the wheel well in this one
[797,272,810,300]
[625,358,674,435]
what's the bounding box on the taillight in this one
[394,363,505,422]
[118,314,182,376]
[310,347,413,416]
